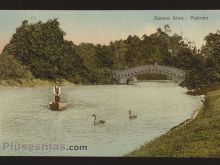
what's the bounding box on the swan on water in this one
[129,110,137,120]
[92,114,106,125]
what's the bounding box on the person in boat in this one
[53,83,61,103]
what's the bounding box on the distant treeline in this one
[1,19,220,89]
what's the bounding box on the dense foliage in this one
[3,19,85,82]
[1,19,220,88]
[0,53,33,81]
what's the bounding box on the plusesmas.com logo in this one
[2,142,88,152]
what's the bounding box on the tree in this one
[3,19,83,81]
[0,53,33,81]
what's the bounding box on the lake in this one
[0,81,203,156]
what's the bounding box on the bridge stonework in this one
[112,65,186,85]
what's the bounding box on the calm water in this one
[0,81,203,156]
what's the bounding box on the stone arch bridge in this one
[112,64,186,84]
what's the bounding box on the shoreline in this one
[0,79,75,88]
[125,96,205,157]
[126,86,220,157]
[168,99,204,132]
[0,79,175,88]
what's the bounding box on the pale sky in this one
[1,10,220,53]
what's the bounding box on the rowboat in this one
[49,102,68,111]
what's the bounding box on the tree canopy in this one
[1,19,220,88]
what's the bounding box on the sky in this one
[0,10,220,53]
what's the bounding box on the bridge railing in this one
[112,65,186,82]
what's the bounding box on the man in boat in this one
[53,83,61,103]
[50,82,68,111]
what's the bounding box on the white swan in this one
[92,114,105,125]
[129,110,137,120]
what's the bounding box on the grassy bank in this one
[187,83,220,96]
[126,87,220,157]
[0,79,75,88]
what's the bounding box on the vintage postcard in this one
[0,10,219,157]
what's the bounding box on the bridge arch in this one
[112,64,186,84]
